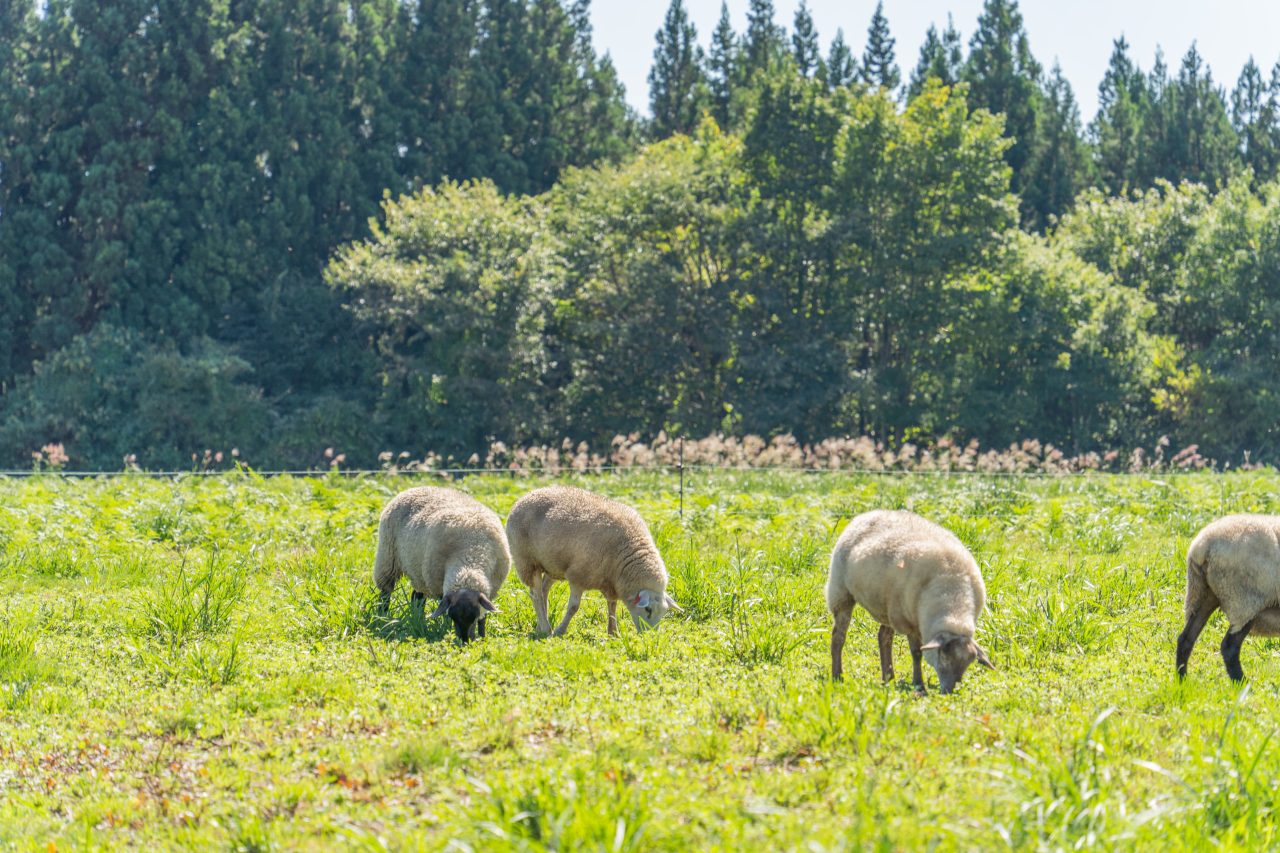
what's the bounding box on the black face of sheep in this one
[920,633,995,694]
[430,591,498,643]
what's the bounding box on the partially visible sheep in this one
[1177,514,1280,681]
[505,486,679,636]
[826,509,994,694]
[372,486,510,642]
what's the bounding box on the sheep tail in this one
[1184,548,1211,619]
[373,522,401,594]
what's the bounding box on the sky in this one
[590,1,1280,124]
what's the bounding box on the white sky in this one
[590,0,1280,123]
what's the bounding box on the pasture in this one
[1,469,1278,849]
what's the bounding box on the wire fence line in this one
[0,463,1237,479]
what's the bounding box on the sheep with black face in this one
[373,486,510,642]
[506,486,679,637]
[826,509,994,694]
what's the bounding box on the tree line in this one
[2,0,1280,468]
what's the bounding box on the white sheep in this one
[505,486,679,636]
[372,486,510,642]
[1177,514,1280,681]
[826,509,994,693]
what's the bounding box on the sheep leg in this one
[878,624,895,682]
[908,636,927,694]
[530,573,553,635]
[607,598,619,637]
[478,616,487,639]
[551,585,584,637]
[830,604,852,681]
[1221,618,1256,682]
[1176,599,1217,678]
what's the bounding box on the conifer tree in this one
[907,16,963,99]
[823,29,856,90]
[707,1,737,127]
[963,0,1043,224]
[1023,64,1089,227]
[649,0,709,137]
[860,1,900,91]
[791,1,821,78]
[1232,57,1280,181]
[743,0,785,80]
[1157,44,1239,186]
[1090,37,1147,194]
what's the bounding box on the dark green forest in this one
[4,0,1280,469]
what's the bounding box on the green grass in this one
[3,469,1280,848]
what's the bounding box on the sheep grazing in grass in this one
[373,486,510,643]
[1177,514,1280,681]
[826,510,994,694]
[506,486,680,636]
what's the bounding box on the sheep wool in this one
[826,509,993,694]
[1178,514,1280,681]
[372,486,510,643]
[506,485,679,636]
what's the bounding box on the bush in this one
[0,326,272,469]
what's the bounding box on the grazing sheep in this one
[372,486,510,643]
[826,509,994,694]
[1177,514,1280,681]
[505,486,679,636]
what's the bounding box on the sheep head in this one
[626,589,681,632]
[430,590,497,643]
[920,632,995,694]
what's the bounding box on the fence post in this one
[679,435,685,520]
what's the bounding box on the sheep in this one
[372,486,510,643]
[826,509,994,694]
[505,486,680,636]
[1177,514,1280,681]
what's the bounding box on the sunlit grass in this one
[1,470,1279,847]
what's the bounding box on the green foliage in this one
[328,181,553,454]
[7,2,1280,466]
[0,0,633,458]
[0,325,271,469]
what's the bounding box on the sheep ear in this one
[974,642,996,670]
[664,593,683,612]
[919,639,942,651]
[634,590,651,608]
[479,593,498,613]
[428,595,451,619]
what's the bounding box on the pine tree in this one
[0,0,39,389]
[742,0,785,81]
[860,1,900,91]
[707,1,737,127]
[649,0,709,137]
[1232,57,1280,181]
[1023,64,1089,227]
[908,15,963,99]
[1156,43,1239,187]
[824,29,856,89]
[791,1,821,78]
[1090,37,1147,194]
[963,0,1043,224]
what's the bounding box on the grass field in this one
[2,469,1280,850]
